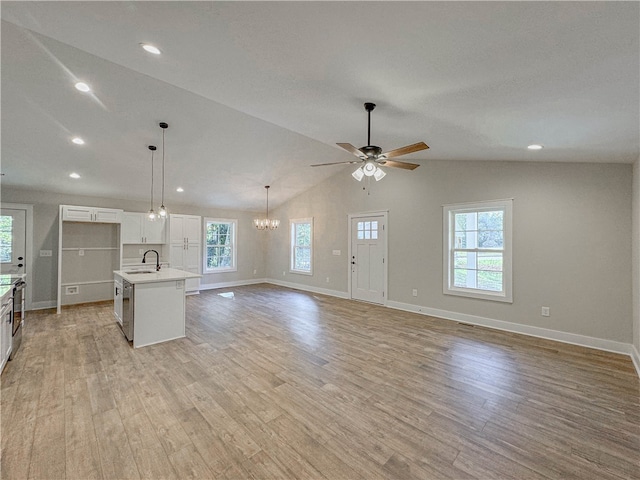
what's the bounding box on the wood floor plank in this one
[2,284,638,480]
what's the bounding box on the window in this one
[290,218,313,275]
[443,199,512,302]
[357,220,379,240]
[204,218,237,273]
[0,216,12,263]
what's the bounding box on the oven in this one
[9,280,25,360]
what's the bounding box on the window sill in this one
[444,287,512,303]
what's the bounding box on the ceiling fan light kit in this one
[254,185,280,230]
[312,102,429,182]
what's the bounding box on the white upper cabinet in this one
[122,212,166,244]
[62,205,122,223]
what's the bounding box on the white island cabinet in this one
[113,268,201,348]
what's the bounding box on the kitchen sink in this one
[126,270,156,274]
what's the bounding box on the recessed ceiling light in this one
[69,172,81,179]
[527,144,543,150]
[141,44,161,55]
[74,82,91,92]
[71,137,85,145]
[176,187,184,192]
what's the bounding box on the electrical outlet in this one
[282,271,286,276]
[65,285,79,295]
[253,269,257,275]
[412,289,418,297]
[78,249,84,256]
[541,306,550,317]
[326,277,330,283]
[139,249,144,255]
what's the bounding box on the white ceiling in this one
[2,2,638,211]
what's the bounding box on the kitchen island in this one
[113,268,201,348]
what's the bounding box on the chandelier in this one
[254,185,279,230]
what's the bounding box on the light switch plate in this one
[40,250,52,257]
[332,250,341,256]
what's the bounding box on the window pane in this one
[357,231,364,240]
[364,230,370,240]
[371,231,378,240]
[364,221,370,230]
[478,252,503,272]
[454,268,469,288]
[454,251,477,269]
[455,212,476,232]
[372,221,378,230]
[478,230,503,249]
[0,216,13,263]
[296,223,311,246]
[478,271,502,291]
[478,211,503,232]
[294,246,311,271]
[454,231,478,249]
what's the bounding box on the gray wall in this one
[2,158,635,347]
[0,187,266,307]
[268,160,633,344]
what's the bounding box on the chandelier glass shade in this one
[254,185,279,230]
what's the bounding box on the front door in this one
[0,208,26,275]
[350,214,386,304]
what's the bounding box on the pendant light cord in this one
[150,149,155,210]
[161,127,165,206]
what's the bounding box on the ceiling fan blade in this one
[310,160,361,167]
[381,142,429,159]
[337,143,366,158]
[381,160,420,170]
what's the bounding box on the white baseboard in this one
[387,300,636,363]
[631,345,640,378]
[266,279,350,300]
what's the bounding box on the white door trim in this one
[1,203,34,311]
[347,210,389,305]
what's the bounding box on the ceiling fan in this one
[311,102,429,181]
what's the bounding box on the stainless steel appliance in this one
[10,280,25,359]
[120,279,134,341]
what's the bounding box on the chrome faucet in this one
[142,249,161,271]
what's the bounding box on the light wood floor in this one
[2,284,639,479]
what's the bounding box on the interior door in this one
[350,215,386,304]
[0,208,26,275]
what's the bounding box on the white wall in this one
[0,187,266,308]
[268,160,633,344]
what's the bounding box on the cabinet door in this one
[184,216,201,244]
[169,243,185,269]
[94,208,122,223]
[62,206,93,222]
[184,243,201,274]
[169,215,185,244]
[122,213,144,244]
[144,217,166,244]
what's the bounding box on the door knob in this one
[17,263,23,268]
[18,256,23,260]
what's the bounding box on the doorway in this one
[0,203,33,310]
[1,208,26,275]
[349,211,388,304]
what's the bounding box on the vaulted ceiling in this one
[2,2,638,211]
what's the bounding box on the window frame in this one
[443,199,513,303]
[290,217,313,275]
[203,218,237,273]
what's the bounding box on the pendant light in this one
[147,145,157,221]
[254,186,279,230]
[158,122,169,218]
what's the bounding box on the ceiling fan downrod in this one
[364,102,376,147]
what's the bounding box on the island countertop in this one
[114,267,202,284]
